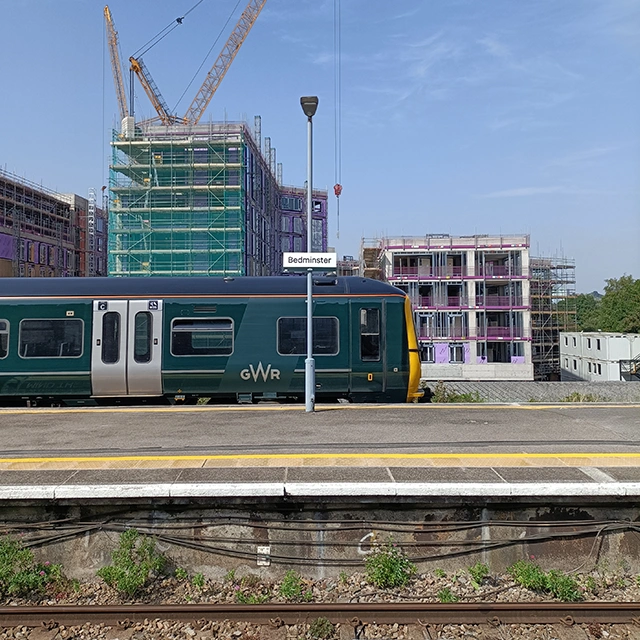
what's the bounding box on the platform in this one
[0,403,638,500]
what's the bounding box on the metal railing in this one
[476,265,522,277]
[476,295,524,307]
[417,296,468,308]
[392,266,466,279]
[476,326,527,338]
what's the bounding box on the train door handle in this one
[154,338,158,345]
[96,339,101,346]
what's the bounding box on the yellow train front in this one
[0,276,422,406]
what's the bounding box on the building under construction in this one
[0,168,108,278]
[105,3,327,278]
[530,256,577,380]
[360,236,576,381]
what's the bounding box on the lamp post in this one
[300,96,318,413]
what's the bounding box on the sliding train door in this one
[91,299,163,397]
[91,300,128,396]
[350,301,386,396]
[126,300,163,396]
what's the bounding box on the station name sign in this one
[283,252,337,269]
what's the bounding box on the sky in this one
[1,0,639,293]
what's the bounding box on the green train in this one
[0,276,422,406]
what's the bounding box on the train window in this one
[171,318,234,356]
[133,312,152,363]
[360,308,380,361]
[19,319,83,358]
[101,312,120,364]
[277,317,339,356]
[0,320,8,359]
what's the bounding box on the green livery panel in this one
[0,277,421,405]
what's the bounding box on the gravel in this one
[1,569,639,639]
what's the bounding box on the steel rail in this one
[1,602,639,627]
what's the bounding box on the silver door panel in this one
[91,300,128,396]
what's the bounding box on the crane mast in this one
[183,0,267,125]
[104,6,129,121]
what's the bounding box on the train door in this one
[91,300,128,396]
[350,301,386,396]
[91,299,163,397]
[126,300,163,396]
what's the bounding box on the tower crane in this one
[182,0,267,125]
[105,0,267,127]
[129,56,177,125]
[104,6,129,121]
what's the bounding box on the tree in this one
[597,275,640,333]
[575,293,599,331]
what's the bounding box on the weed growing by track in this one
[560,392,604,402]
[467,562,490,588]
[279,570,312,602]
[97,528,166,597]
[431,381,483,403]
[437,587,459,603]
[308,616,335,639]
[0,535,67,598]
[365,541,416,589]
[508,560,581,602]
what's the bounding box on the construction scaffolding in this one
[360,238,384,280]
[530,256,577,380]
[0,168,109,278]
[109,121,280,277]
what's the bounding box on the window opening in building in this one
[134,312,152,363]
[597,339,601,350]
[277,317,339,356]
[573,359,577,370]
[597,363,602,375]
[19,319,83,358]
[449,343,464,363]
[360,308,380,361]
[101,312,120,364]
[421,343,435,363]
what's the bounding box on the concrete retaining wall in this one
[4,500,640,579]
[419,380,640,403]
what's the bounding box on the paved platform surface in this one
[0,404,639,499]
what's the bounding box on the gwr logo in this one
[240,362,281,382]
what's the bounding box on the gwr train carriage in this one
[0,276,422,406]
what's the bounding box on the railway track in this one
[1,602,639,627]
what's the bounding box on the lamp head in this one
[300,96,319,118]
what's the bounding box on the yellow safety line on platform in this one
[0,404,638,415]
[2,452,640,465]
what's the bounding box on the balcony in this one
[417,328,467,340]
[476,295,524,308]
[392,266,466,279]
[476,326,527,339]
[476,265,522,277]
[417,296,468,308]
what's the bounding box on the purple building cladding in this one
[0,234,13,260]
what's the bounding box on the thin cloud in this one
[479,186,610,198]
[393,8,422,21]
[546,146,621,168]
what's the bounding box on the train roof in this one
[0,276,407,298]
